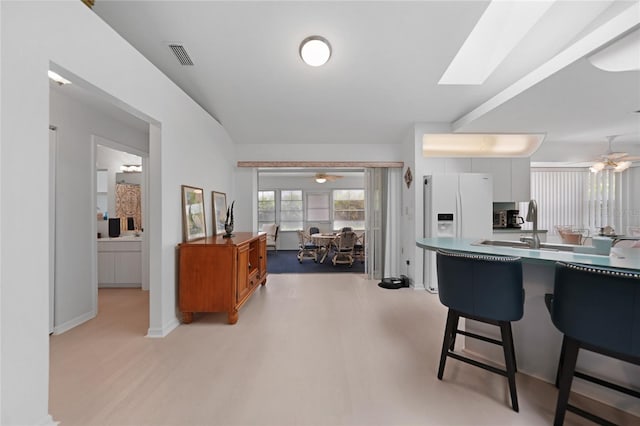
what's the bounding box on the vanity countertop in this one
[97,235,143,242]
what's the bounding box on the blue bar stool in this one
[436,250,524,412]
[546,262,640,425]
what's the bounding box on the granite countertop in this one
[416,237,640,271]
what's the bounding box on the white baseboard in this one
[37,414,59,425]
[53,310,96,335]
[146,316,179,338]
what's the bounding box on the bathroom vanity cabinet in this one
[97,237,142,287]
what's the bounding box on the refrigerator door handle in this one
[456,191,462,238]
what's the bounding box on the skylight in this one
[438,0,556,85]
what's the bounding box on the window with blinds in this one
[524,168,629,237]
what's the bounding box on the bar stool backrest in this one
[551,262,640,357]
[436,250,524,322]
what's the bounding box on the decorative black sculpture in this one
[223,200,235,238]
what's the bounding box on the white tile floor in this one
[50,274,638,425]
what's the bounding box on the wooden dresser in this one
[178,232,267,324]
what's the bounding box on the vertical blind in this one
[526,168,627,236]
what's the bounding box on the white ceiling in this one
[87,1,639,161]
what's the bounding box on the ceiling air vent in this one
[168,44,194,66]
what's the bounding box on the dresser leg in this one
[182,312,193,324]
[228,309,238,324]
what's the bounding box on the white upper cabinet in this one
[471,158,530,202]
[510,158,531,202]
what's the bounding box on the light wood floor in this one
[50,274,638,425]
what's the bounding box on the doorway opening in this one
[257,168,368,274]
[95,143,148,297]
[49,66,153,336]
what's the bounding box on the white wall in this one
[235,143,401,162]
[1,2,235,424]
[49,88,148,333]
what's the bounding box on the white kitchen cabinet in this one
[97,238,142,287]
[471,158,530,202]
[510,158,531,202]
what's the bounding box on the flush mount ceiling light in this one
[299,36,331,67]
[120,164,142,173]
[438,0,556,85]
[422,133,545,157]
[48,70,71,85]
[315,177,327,184]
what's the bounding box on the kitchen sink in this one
[472,239,577,252]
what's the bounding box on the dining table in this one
[311,233,337,263]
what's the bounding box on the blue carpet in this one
[266,250,365,274]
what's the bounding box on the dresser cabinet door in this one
[236,244,250,302]
[258,236,267,280]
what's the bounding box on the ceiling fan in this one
[314,173,343,183]
[588,135,640,173]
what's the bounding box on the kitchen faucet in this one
[521,199,541,249]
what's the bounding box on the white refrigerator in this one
[423,173,493,293]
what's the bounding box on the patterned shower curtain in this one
[115,183,142,231]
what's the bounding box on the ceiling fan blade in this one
[602,152,628,161]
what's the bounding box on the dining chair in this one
[261,223,279,252]
[332,231,357,267]
[546,262,640,425]
[436,249,524,412]
[296,230,318,263]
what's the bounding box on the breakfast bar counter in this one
[416,237,640,417]
[416,237,640,270]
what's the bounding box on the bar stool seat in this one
[435,250,524,412]
[546,262,640,426]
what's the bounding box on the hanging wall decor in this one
[404,166,413,188]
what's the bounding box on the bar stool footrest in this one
[446,351,507,377]
[567,404,617,426]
